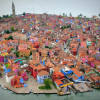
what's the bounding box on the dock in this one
[72,83,93,93]
[70,86,77,94]
[0,72,57,94]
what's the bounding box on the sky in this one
[0,0,100,17]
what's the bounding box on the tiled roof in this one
[55,79,63,86]
[38,70,49,76]
[71,68,83,77]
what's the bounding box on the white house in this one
[6,71,15,83]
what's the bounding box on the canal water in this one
[0,87,100,100]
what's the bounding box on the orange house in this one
[52,71,65,82]
[19,50,30,57]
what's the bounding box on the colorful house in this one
[6,71,15,83]
[45,61,55,73]
[28,63,46,79]
[19,50,30,57]
[87,58,95,67]
[0,56,4,62]
[52,71,65,82]
[61,66,73,79]
[54,79,64,88]
[71,68,84,83]
[37,70,49,83]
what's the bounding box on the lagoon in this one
[0,87,100,100]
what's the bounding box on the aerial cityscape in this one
[0,0,100,100]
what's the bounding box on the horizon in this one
[0,0,100,17]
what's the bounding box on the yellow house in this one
[1,52,8,56]
[19,50,30,57]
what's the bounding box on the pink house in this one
[81,56,88,63]
[0,56,4,62]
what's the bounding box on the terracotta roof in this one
[7,71,15,77]
[53,71,64,78]
[38,70,49,76]
[53,67,60,72]
[72,75,78,80]
[71,68,83,77]
[46,61,54,67]
[55,79,63,86]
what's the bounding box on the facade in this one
[37,70,49,83]
[19,50,30,57]
[6,71,15,83]
[52,71,65,82]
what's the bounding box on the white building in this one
[6,71,15,83]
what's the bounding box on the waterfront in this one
[0,87,100,100]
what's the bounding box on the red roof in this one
[53,71,64,78]
[71,68,83,77]
[55,79,63,86]
[38,70,49,76]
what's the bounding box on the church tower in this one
[12,2,15,17]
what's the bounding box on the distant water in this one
[0,87,100,100]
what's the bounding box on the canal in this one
[0,87,100,100]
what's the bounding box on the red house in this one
[27,63,46,80]
[0,56,4,62]
[52,71,65,82]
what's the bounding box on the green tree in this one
[11,26,15,32]
[99,13,100,17]
[80,14,83,18]
[63,13,65,16]
[5,30,10,34]
[14,51,19,57]
[10,48,14,52]
[23,12,26,16]
[0,16,2,19]
[8,36,14,40]
[44,79,52,87]
[30,51,32,56]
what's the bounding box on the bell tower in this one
[12,2,15,17]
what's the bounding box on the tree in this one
[8,36,14,40]
[0,16,2,19]
[23,12,26,16]
[11,26,15,32]
[30,51,32,56]
[44,79,52,87]
[80,14,83,18]
[99,13,100,17]
[63,13,65,16]
[14,51,19,57]
[10,48,14,52]
[5,30,10,34]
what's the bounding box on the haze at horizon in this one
[0,0,100,17]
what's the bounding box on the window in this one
[44,76,47,79]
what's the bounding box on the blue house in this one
[71,68,84,83]
[4,57,8,63]
[4,66,11,74]
[37,70,50,83]
[61,67,73,79]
